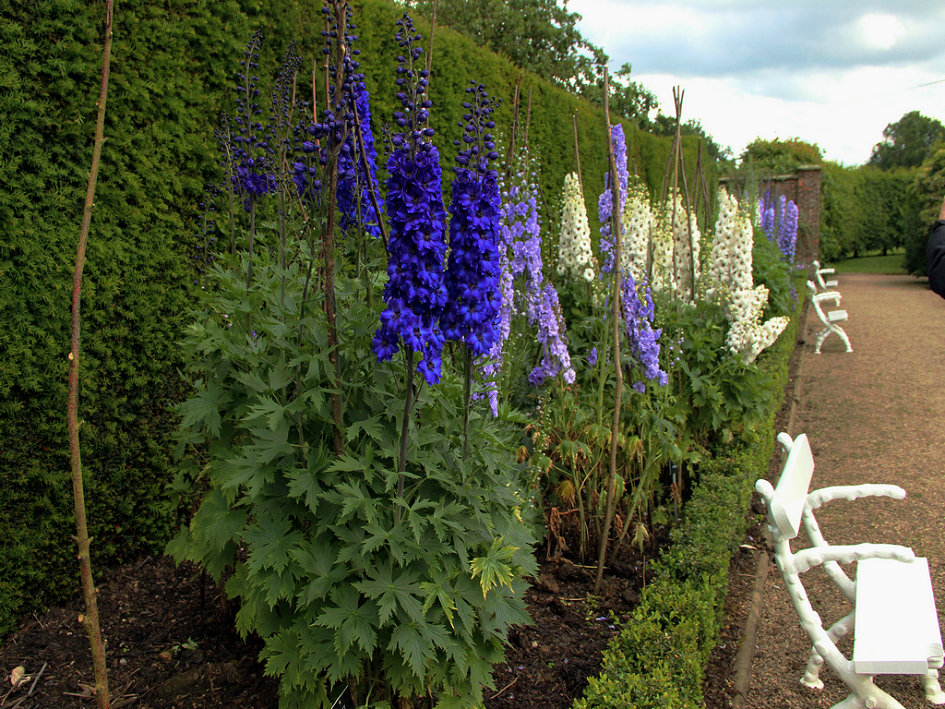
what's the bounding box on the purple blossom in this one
[620,274,667,391]
[441,82,502,357]
[502,177,544,319]
[778,196,798,263]
[759,191,776,242]
[587,346,598,367]
[479,249,515,416]
[759,191,799,263]
[223,31,278,209]
[598,124,630,274]
[372,14,447,385]
[529,284,575,387]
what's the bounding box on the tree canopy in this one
[868,110,945,170]
[739,138,823,174]
[406,0,606,90]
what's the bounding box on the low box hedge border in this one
[573,294,802,708]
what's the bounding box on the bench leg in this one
[814,325,853,354]
[923,663,945,704]
[836,325,853,353]
[803,611,855,689]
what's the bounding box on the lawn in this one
[832,251,907,274]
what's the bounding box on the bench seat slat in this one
[853,557,944,674]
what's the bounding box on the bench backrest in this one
[769,432,815,540]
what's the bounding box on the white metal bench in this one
[808,280,853,354]
[756,431,945,708]
[813,259,840,291]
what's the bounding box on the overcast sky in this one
[568,0,945,166]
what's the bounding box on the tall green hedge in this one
[0,0,719,638]
[0,0,309,638]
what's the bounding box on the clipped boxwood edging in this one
[573,298,803,709]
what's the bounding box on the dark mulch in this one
[0,557,278,709]
[0,538,660,709]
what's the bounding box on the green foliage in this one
[739,137,823,174]
[905,146,945,276]
[574,302,799,708]
[656,298,776,451]
[0,0,722,639]
[821,163,922,263]
[404,0,606,91]
[752,229,795,318]
[0,0,309,638]
[868,110,945,170]
[820,161,861,262]
[171,238,538,706]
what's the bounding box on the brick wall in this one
[719,165,823,264]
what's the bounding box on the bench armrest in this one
[818,267,836,275]
[812,291,841,305]
[792,542,914,574]
[807,484,906,510]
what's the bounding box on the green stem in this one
[462,347,472,459]
[394,349,416,525]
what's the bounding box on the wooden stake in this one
[68,2,115,707]
[572,113,583,195]
[595,67,625,595]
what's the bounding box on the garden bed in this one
[0,307,803,709]
[0,544,664,708]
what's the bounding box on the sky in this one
[567,0,945,166]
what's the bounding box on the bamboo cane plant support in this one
[67,2,115,707]
[595,68,625,594]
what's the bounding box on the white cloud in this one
[568,0,945,164]
[855,13,905,51]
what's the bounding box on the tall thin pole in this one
[68,2,115,707]
[572,113,583,195]
[595,68,625,594]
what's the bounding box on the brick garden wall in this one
[720,165,823,264]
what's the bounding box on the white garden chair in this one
[807,280,852,354]
[813,259,840,291]
[756,432,945,708]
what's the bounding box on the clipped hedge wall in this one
[0,0,313,638]
[0,0,720,638]
[574,288,802,708]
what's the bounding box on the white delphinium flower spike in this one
[621,181,653,287]
[649,207,676,296]
[556,172,596,282]
[669,192,700,302]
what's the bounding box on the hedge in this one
[0,0,720,638]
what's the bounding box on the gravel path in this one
[744,272,945,708]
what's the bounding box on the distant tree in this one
[407,0,607,90]
[904,145,945,275]
[739,138,823,174]
[577,61,659,128]
[652,115,730,163]
[820,162,861,261]
[868,110,945,170]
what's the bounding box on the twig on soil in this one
[27,663,46,696]
[490,675,518,700]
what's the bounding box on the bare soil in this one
[0,511,665,708]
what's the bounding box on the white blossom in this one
[621,182,653,286]
[668,192,701,302]
[650,209,676,295]
[705,187,788,363]
[556,172,596,281]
